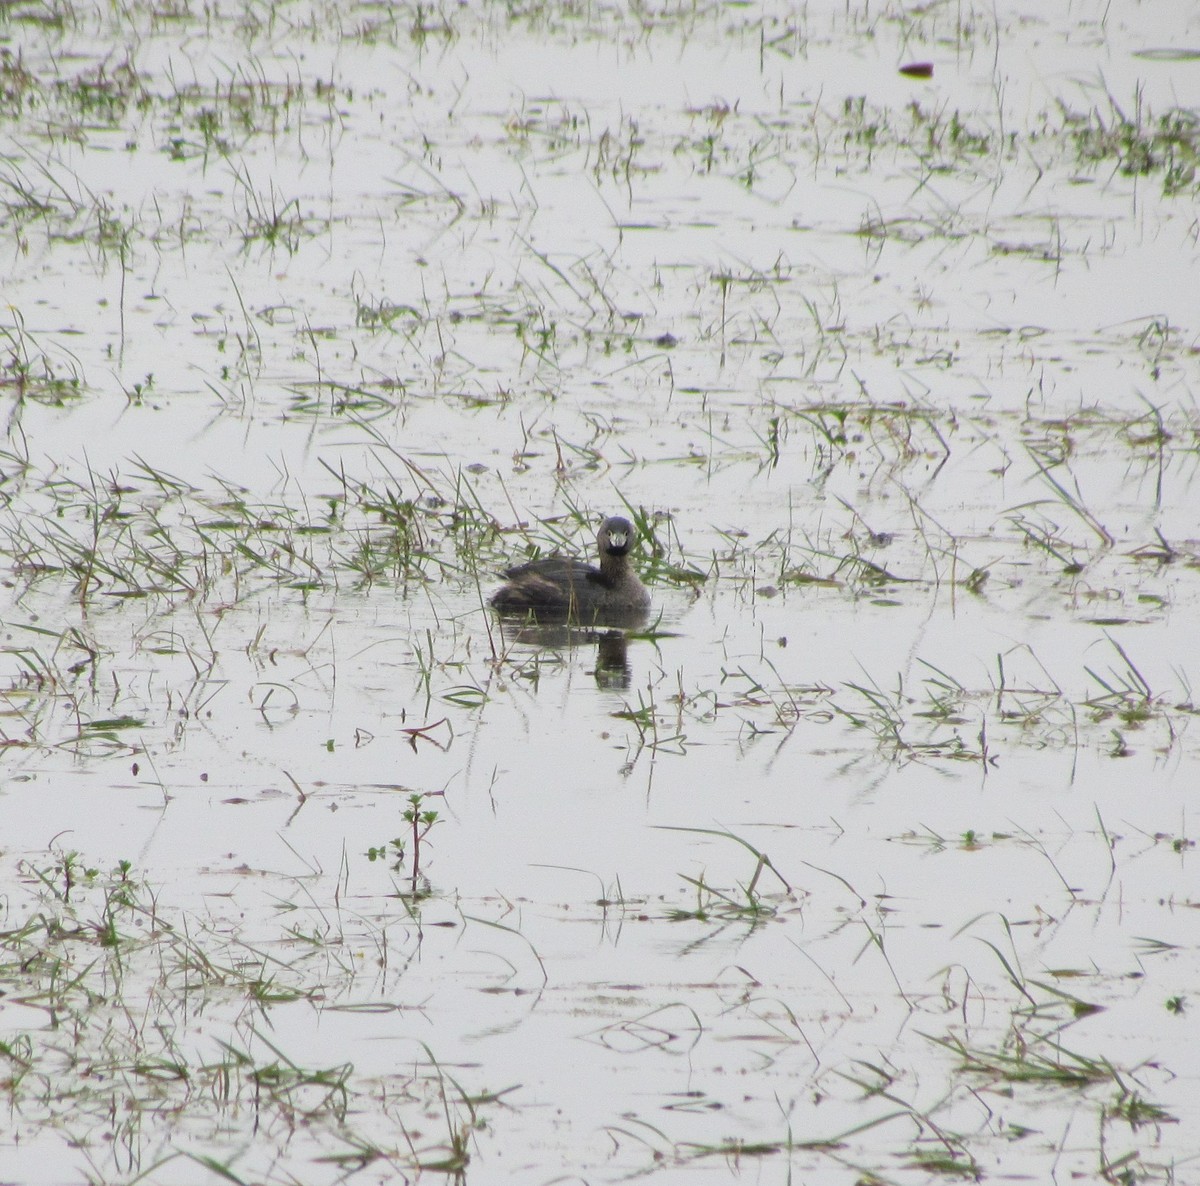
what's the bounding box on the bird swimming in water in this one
[490,515,650,622]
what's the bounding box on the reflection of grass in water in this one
[0,315,84,407]
[577,891,1181,1181]
[0,4,1197,1179]
[657,824,793,926]
[1,412,1195,761]
[0,451,505,605]
[0,846,503,1179]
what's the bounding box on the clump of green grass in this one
[1063,96,1200,192]
[0,453,504,606]
[0,315,85,406]
[657,826,794,929]
[0,845,500,1179]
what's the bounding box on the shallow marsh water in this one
[1,0,1199,1182]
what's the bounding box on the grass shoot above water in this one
[1,388,1197,762]
[2,0,1199,1182]
[0,825,1185,1183]
[0,847,501,1180]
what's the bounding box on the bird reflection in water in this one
[491,604,649,691]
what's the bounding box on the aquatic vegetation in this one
[0,0,1197,1181]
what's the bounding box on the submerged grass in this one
[1,1,1198,1182]
[0,453,504,605]
[0,847,499,1181]
[0,437,1193,763]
